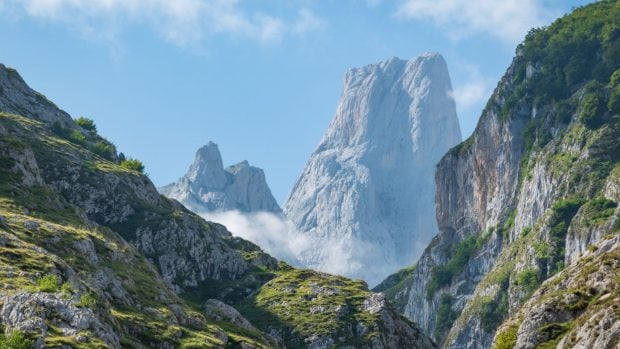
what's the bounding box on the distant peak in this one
[195,142,223,165]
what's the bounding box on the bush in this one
[75,117,97,133]
[68,130,87,145]
[516,269,540,297]
[479,292,509,332]
[608,85,620,114]
[36,274,59,292]
[120,158,145,173]
[434,294,458,339]
[0,330,34,349]
[37,274,58,292]
[582,197,617,226]
[426,233,490,299]
[579,93,606,128]
[92,141,116,160]
[77,293,98,308]
[493,323,518,349]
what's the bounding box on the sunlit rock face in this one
[284,53,461,286]
[159,142,281,214]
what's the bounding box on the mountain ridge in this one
[160,141,281,214]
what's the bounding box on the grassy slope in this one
[0,112,271,348]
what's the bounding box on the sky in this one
[0,0,593,204]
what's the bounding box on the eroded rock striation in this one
[284,53,462,286]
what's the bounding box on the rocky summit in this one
[159,141,281,214]
[284,53,462,286]
[0,63,435,348]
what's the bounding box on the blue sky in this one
[0,0,592,203]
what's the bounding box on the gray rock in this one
[283,53,462,285]
[159,142,281,214]
[204,299,257,332]
[0,292,120,348]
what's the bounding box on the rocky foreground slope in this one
[284,53,462,286]
[0,64,435,348]
[377,1,620,348]
[160,142,281,214]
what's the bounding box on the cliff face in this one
[159,142,281,214]
[284,53,461,286]
[379,1,620,348]
[0,63,435,348]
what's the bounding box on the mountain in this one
[377,1,620,348]
[0,64,435,348]
[284,53,462,286]
[159,142,281,214]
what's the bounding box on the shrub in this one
[516,269,540,297]
[92,141,116,160]
[493,323,518,349]
[68,130,87,145]
[479,292,509,332]
[434,294,458,339]
[579,93,606,128]
[582,197,617,226]
[120,158,145,173]
[426,232,490,299]
[77,293,98,308]
[75,117,97,133]
[0,330,34,349]
[608,85,620,114]
[36,274,59,292]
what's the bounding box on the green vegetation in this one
[120,158,145,173]
[549,198,584,271]
[0,330,34,349]
[537,322,574,349]
[426,231,490,299]
[434,294,458,339]
[75,117,97,133]
[36,274,59,293]
[77,293,98,308]
[515,269,540,298]
[580,197,617,227]
[237,268,382,347]
[579,90,606,129]
[372,265,415,312]
[492,323,519,349]
[479,291,509,333]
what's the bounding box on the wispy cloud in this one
[199,210,309,266]
[397,0,556,44]
[4,0,326,48]
[451,64,492,110]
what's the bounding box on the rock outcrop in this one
[284,53,462,285]
[378,2,620,348]
[160,142,281,214]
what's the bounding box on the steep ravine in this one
[378,1,620,348]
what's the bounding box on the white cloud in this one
[451,64,492,109]
[397,0,556,44]
[5,0,326,48]
[292,8,327,35]
[199,210,310,266]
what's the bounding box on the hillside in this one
[0,65,434,348]
[378,1,620,348]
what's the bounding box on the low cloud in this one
[397,0,556,44]
[4,1,326,48]
[200,210,310,266]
